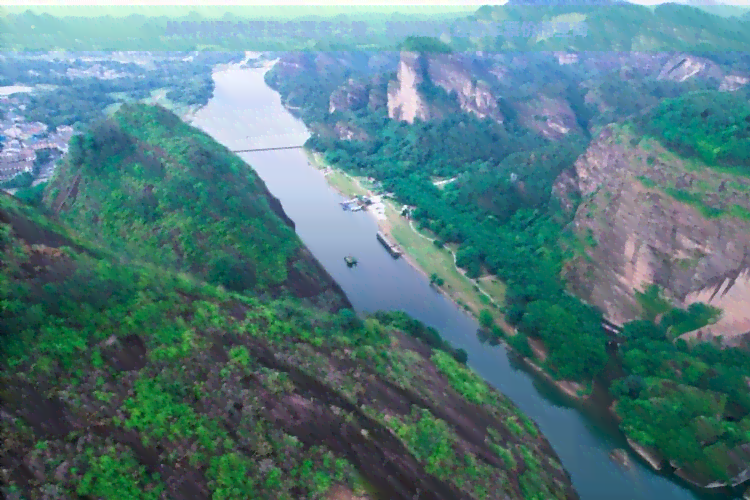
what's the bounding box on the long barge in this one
[376,231,402,258]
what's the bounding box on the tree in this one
[478,309,494,329]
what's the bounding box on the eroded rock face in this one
[657,53,723,83]
[554,126,750,343]
[514,95,578,140]
[720,74,750,92]
[387,51,504,124]
[329,79,369,114]
[334,121,369,141]
[387,51,432,124]
[426,53,504,124]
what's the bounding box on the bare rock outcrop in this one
[329,78,369,114]
[719,74,750,92]
[554,126,750,342]
[387,51,504,124]
[657,53,723,82]
[387,51,432,124]
[514,95,578,140]
[334,121,369,141]
[426,53,504,124]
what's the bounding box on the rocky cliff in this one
[554,125,750,344]
[387,51,504,124]
[387,51,433,124]
[425,53,504,124]
[514,95,580,140]
[329,78,369,114]
[656,53,724,83]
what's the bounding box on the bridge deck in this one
[231,145,304,153]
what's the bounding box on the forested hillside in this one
[0,109,578,499]
[470,2,750,51]
[43,104,349,312]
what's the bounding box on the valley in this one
[2,2,750,499]
[187,60,739,500]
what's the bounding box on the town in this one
[0,93,74,189]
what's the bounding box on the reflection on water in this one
[190,65,731,500]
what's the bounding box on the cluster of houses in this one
[66,63,129,80]
[0,100,74,185]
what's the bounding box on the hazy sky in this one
[3,0,750,8]
[5,0,750,6]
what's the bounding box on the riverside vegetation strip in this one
[0,104,578,500]
[306,151,510,329]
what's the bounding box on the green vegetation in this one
[0,105,575,499]
[12,182,47,207]
[374,310,468,364]
[635,284,674,322]
[638,91,750,173]
[0,172,34,190]
[46,104,339,306]
[4,52,242,129]
[399,36,452,53]
[270,43,750,487]
[386,407,510,498]
[300,79,605,382]
[613,303,750,483]
[77,446,165,500]
[6,2,750,53]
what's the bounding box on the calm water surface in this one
[191,65,734,500]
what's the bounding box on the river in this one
[190,64,735,500]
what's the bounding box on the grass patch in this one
[479,277,507,304]
[637,175,657,189]
[728,204,750,222]
[388,205,505,317]
[665,187,724,219]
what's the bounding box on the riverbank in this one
[186,61,721,500]
[627,438,665,471]
[306,150,600,403]
[305,150,509,322]
[526,337,593,401]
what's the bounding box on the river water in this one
[190,64,733,500]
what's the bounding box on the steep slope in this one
[554,91,750,344]
[387,49,504,125]
[0,192,578,500]
[43,103,350,312]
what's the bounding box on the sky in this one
[4,0,750,6]
[2,0,750,12]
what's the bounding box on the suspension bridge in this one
[231,145,305,153]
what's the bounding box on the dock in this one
[340,198,367,212]
[376,231,402,258]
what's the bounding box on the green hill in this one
[467,2,750,51]
[43,104,349,312]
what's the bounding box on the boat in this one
[376,231,401,259]
[344,256,358,267]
